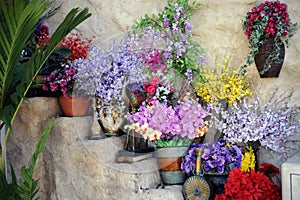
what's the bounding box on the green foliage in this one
[132,0,201,32]
[0,0,91,172]
[0,118,55,200]
[131,0,204,76]
[156,137,191,147]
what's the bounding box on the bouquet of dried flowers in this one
[210,89,300,158]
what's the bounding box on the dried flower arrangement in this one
[210,89,300,158]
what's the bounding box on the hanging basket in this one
[254,37,285,78]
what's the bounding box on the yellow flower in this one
[194,56,253,105]
[240,146,256,172]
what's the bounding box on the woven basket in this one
[254,37,285,78]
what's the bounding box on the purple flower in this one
[182,139,243,174]
[209,91,300,157]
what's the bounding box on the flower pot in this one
[254,37,285,78]
[204,173,228,196]
[156,146,189,185]
[58,95,91,117]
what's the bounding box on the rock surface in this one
[7,97,184,200]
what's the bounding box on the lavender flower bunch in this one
[181,139,243,175]
[74,28,164,106]
[210,90,300,156]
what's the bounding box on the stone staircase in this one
[7,97,184,200]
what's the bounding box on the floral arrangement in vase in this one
[74,28,166,107]
[242,0,298,75]
[181,139,243,175]
[193,56,253,105]
[125,97,209,147]
[215,163,281,200]
[210,89,300,158]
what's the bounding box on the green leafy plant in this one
[0,117,55,200]
[131,0,205,76]
[0,0,91,175]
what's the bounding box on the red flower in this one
[143,83,156,95]
[216,168,282,200]
[258,162,280,177]
[57,32,93,61]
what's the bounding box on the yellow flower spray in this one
[240,146,256,172]
[194,55,253,105]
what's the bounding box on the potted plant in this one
[42,32,94,116]
[242,0,298,77]
[0,0,91,196]
[181,139,243,195]
[125,97,209,185]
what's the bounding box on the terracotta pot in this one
[58,95,91,117]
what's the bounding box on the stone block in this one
[281,151,300,200]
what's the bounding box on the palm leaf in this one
[0,0,91,172]
[17,117,55,200]
[0,118,55,200]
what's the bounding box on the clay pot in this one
[58,95,91,117]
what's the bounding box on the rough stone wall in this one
[46,0,300,105]
[8,98,183,200]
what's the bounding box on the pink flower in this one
[42,85,48,91]
[49,82,58,91]
[150,76,160,86]
[146,96,154,103]
[170,86,174,93]
[60,80,67,87]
